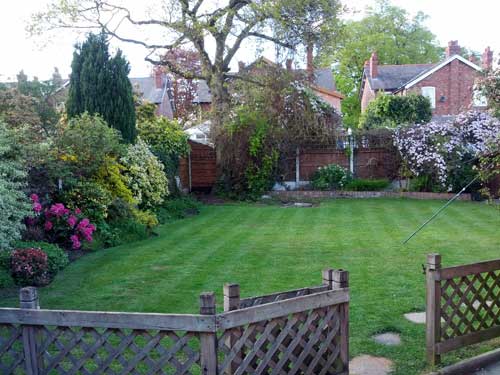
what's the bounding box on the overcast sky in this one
[1,0,499,82]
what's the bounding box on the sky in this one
[0,0,499,82]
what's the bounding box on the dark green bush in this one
[344,179,390,191]
[311,164,352,190]
[359,94,432,129]
[14,241,69,277]
[156,196,201,224]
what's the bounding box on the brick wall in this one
[360,79,376,112]
[407,60,482,116]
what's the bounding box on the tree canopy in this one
[30,0,344,131]
[319,0,442,127]
[67,33,136,142]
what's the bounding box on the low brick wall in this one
[271,190,471,201]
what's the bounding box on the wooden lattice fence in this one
[0,269,349,374]
[426,254,500,365]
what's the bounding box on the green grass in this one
[1,199,499,374]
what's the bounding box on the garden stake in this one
[403,174,481,244]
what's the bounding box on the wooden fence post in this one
[199,292,217,375]
[426,253,442,366]
[322,268,334,289]
[332,270,349,373]
[223,284,240,375]
[20,287,40,375]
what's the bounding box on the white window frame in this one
[421,86,436,109]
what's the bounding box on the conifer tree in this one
[67,33,136,142]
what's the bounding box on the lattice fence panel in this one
[0,323,25,374]
[217,304,345,375]
[239,289,313,309]
[440,269,500,340]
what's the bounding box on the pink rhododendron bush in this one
[26,194,96,251]
[394,111,500,192]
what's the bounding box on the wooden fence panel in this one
[0,270,350,375]
[426,254,500,366]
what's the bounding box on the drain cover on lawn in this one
[404,312,426,324]
[373,332,401,346]
[349,355,393,375]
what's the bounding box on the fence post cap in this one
[332,270,349,288]
[199,292,216,315]
[427,253,442,269]
[19,287,38,302]
[223,283,240,297]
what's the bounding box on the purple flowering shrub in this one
[10,248,49,286]
[394,111,500,190]
[26,194,96,250]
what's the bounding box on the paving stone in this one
[349,355,393,375]
[404,312,426,324]
[373,332,401,346]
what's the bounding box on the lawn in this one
[1,198,499,374]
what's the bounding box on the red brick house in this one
[360,41,492,116]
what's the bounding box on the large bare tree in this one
[30,0,343,129]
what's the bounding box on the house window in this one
[421,86,436,108]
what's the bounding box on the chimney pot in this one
[238,61,245,72]
[286,59,293,71]
[369,52,378,79]
[445,40,461,58]
[482,46,493,70]
[153,66,163,88]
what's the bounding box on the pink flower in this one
[33,202,42,213]
[50,203,70,217]
[75,208,81,215]
[67,215,78,228]
[44,221,53,231]
[70,235,81,250]
[30,194,39,203]
[77,218,90,230]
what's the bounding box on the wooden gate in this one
[425,254,500,365]
[0,269,349,374]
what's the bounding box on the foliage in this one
[10,248,49,287]
[95,157,135,204]
[137,115,189,191]
[60,180,113,223]
[121,138,169,209]
[161,48,202,119]
[478,141,500,199]
[50,113,124,182]
[131,209,159,230]
[14,241,69,278]
[26,194,96,250]
[359,94,432,129]
[0,122,31,251]
[318,0,442,127]
[477,66,500,118]
[156,196,201,224]
[344,178,390,191]
[394,111,500,191]
[67,33,136,142]
[311,164,352,190]
[218,65,342,197]
[30,0,344,135]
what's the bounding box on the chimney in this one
[468,54,478,64]
[306,42,314,81]
[238,61,245,72]
[445,40,461,58]
[286,59,293,71]
[369,52,378,79]
[153,66,163,88]
[482,47,493,70]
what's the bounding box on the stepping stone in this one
[404,312,426,324]
[293,202,313,207]
[404,311,445,324]
[373,332,401,346]
[349,355,393,375]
